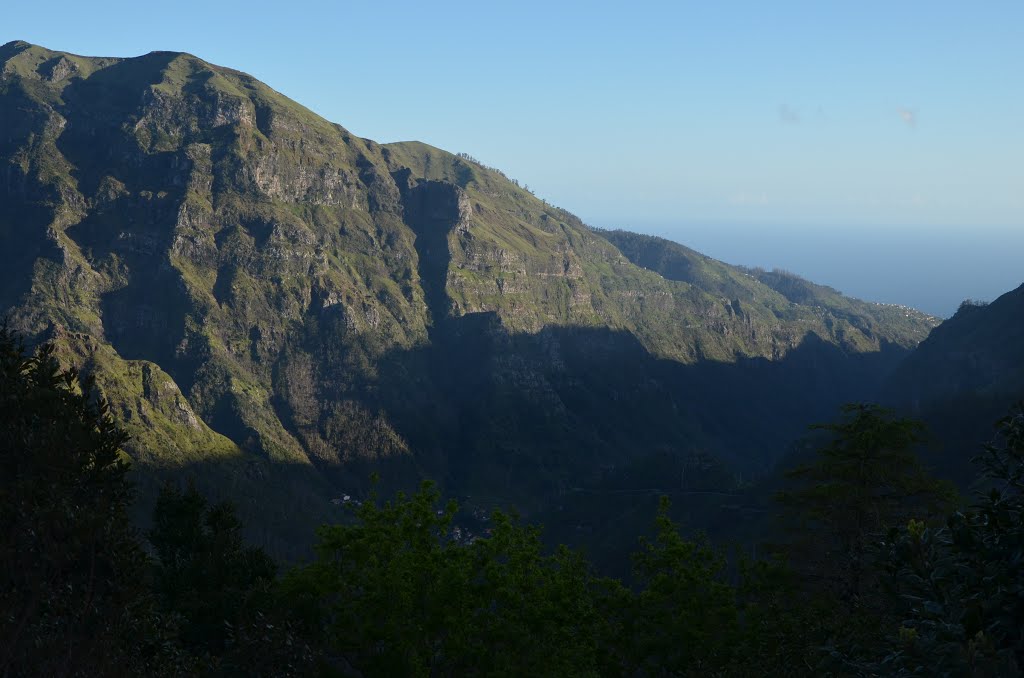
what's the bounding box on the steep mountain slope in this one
[0,41,940,553]
[886,284,1024,408]
[883,284,1024,480]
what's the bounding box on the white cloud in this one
[897,107,917,127]
[779,104,800,124]
[730,191,770,206]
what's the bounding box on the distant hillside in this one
[602,229,936,354]
[881,284,1024,481]
[0,40,941,555]
[886,284,1024,408]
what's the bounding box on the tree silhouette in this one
[0,328,188,676]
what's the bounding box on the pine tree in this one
[777,403,955,610]
[0,328,188,676]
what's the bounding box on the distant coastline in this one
[596,221,1024,318]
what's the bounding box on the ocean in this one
[615,222,1024,318]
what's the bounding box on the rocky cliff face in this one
[0,41,941,553]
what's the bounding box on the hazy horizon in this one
[592,219,1023,318]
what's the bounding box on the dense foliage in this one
[870,404,1024,676]
[3,330,1021,676]
[777,404,956,613]
[0,329,303,676]
[283,482,614,676]
[0,327,183,676]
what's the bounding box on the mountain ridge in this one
[886,283,1024,408]
[879,283,1024,482]
[0,41,941,555]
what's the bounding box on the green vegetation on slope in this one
[6,329,1021,676]
[1,40,941,557]
[603,228,939,355]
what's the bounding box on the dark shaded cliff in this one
[882,284,1024,481]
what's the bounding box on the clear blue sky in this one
[6,0,1022,228]
[5,1,1023,313]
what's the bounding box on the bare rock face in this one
[40,55,78,82]
[142,363,201,429]
[250,148,365,207]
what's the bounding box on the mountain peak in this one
[1,39,37,64]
